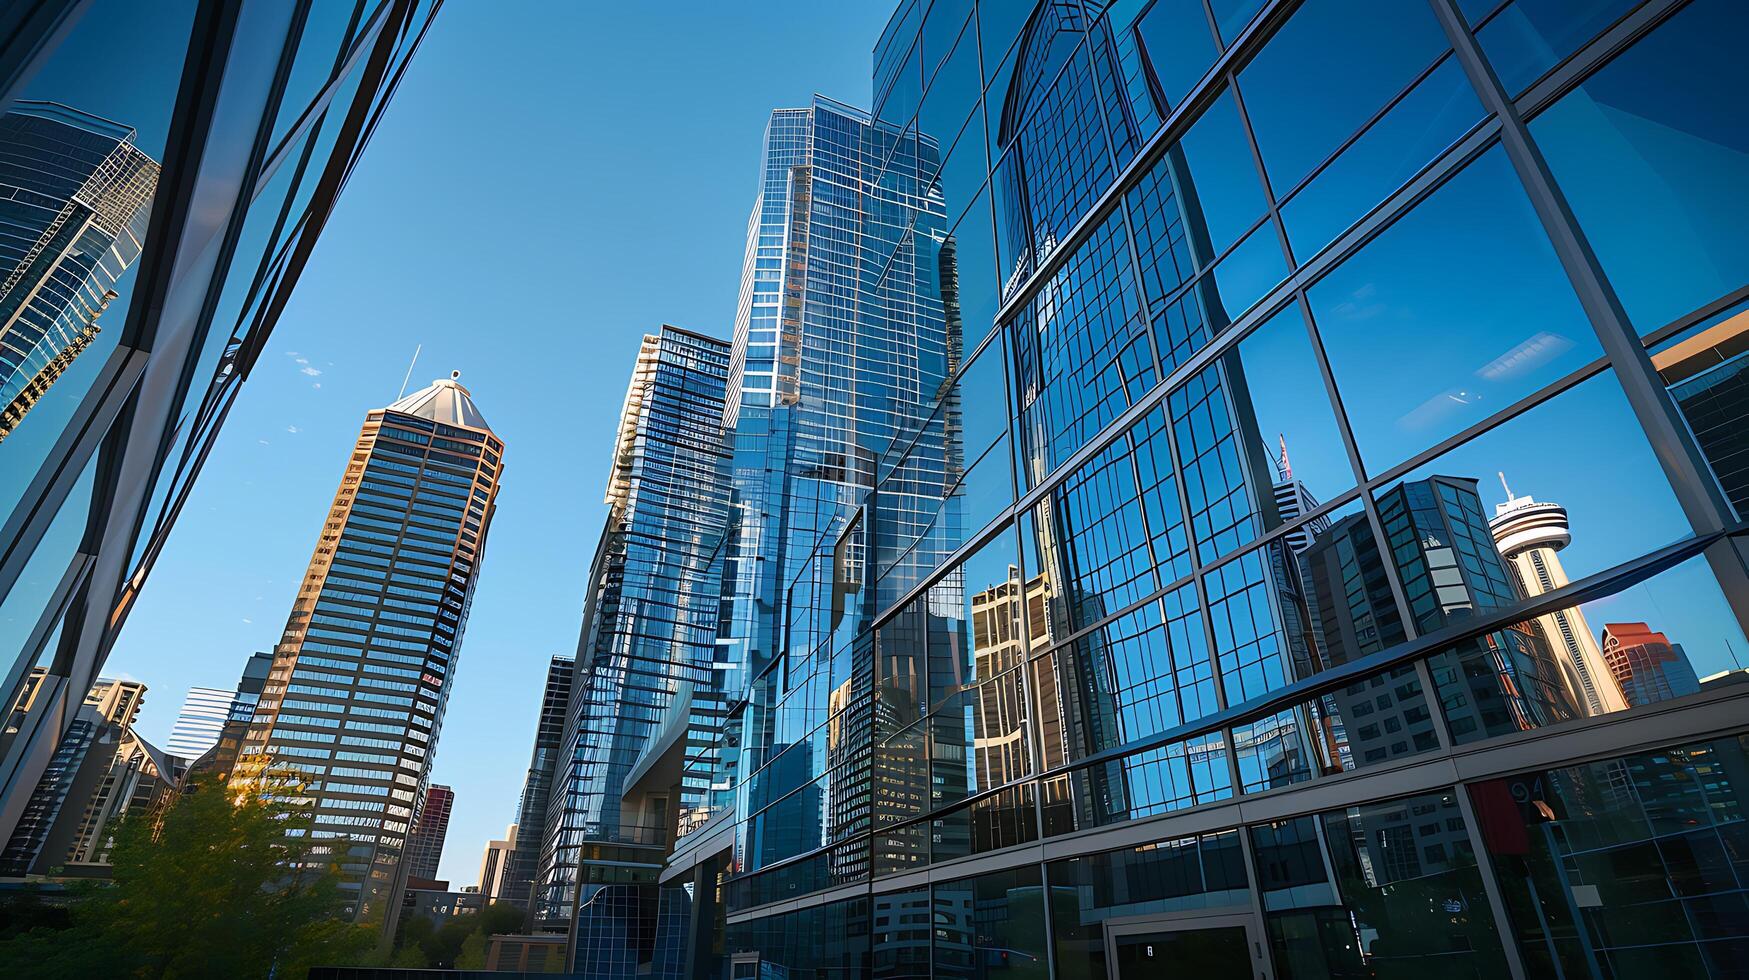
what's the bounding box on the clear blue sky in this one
[107,1,895,887]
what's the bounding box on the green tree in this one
[0,769,376,979]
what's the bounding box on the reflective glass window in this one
[931,866,1048,976]
[1133,0,1218,116]
[1430,552,1749,746]
[1252,791,1510,976]
[1010,211,1152,483]
[1279,57,1485,263]
[1029,586,1212,767]
[1175,89,1268,260]
[1238,0,1448,195]
[1376,373,1691,598]
[929,781,1038,865]
[1171,303,1353,564]
[1471,734,1749,977]
[1048,831,1249,979]
[1531,0,1749,334]
[1653,303,1749,520]
[1476,0,1639,96]
[1040,730,1232,835]
[1310,147,1600,473]
[930,665,1031,810]
[0,0,196,516]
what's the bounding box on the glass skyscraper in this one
[650,1,1749,978]
[531,326,734,973]
[236,375,502,923]
[0,0,441,855]
[503,654,573,920]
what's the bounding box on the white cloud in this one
[300,365,322,376]
[286,425,300,434]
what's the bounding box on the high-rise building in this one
[0,675,162,876]
[1602,622,1702,708]
[1654,309,1749,518]
[185,652,273,783]
[477,824,516,902]
[0,0,441,852]
[1489,477,1628,716]
[406,784,455,882]
[165,686,234,760]
[234,375,502,921]
[0,102,157,440]
[652,2,1749,977]
[503,655,573,920]
[533,327,733,971]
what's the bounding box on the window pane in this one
[1476,0,1639,96]
[1653,303,1749,520]
[1280,56,1485,263]
[1532,0,1749,333]
[1470,734,1749,977]
[1176,90,1268,259]
[0,0,195,515]
[1310,147,1600,473]
[1133,0,1217,115]
[1040,730,1232,836]
[1029,586,1213,765]
[1254,791,1510,976]
[932,866,1048,976]
[1431,552,1749,745]
[1171,303,1353,564]
[1048,831,1249,979]
[1238,0,1448,193]
[1376,373,1691,605]
[1011,211,1152,483]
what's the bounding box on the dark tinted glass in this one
[1532,0,1749,334]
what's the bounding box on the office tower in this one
[478,825,516,901]
[234,375,502,921]
[0,676,155,875]
[1489,477,1628,716]
[535,327,733,971]
[0,103,157,440]
[1654,308,1749,518]
[185,652,274,782]
[406,784,455,881]
[1602,622,1702,708]
[0,1,441,852]
[165,686,234,759]
[504,655,573,918]
[662,2,1749,976]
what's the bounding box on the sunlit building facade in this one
[236,376,502,923]
[0,0,442,855]
[659,1,1749,978]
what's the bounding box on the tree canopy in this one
[0,770,375,979]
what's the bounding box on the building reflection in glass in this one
[0,102,158,441]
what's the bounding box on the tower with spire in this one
[1488,474,1627,716]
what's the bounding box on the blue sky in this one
[107,1,894,887]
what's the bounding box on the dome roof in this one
[385,373,491,432]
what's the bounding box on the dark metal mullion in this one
[1452,778,1532,979]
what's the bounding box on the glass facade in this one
[236,376,503,922]
[634,1,1749,978]
[532,327,736,973]
[0,0,440,855]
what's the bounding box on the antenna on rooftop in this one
[396,343,422,399]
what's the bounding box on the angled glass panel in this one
[1476,0,1640,96]
[1531,0,1749,334]
[1171,304,1353,564]
[1238,0,1449,195]
[1430,552,1749,746]
[1309,147,1600,473]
